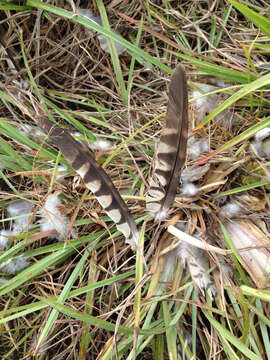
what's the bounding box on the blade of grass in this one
[103,113,163,168]
[0,118,56,160]
[36,245,91,349]
[96,0,127,104]
[162,302,178,360]
[218,221,250,285]
[196,115,270,165]
[195,71,270,130]
[0,169,20,195]
[241,286,270,302]
[229,0,270,37]
[178,54,257,84]
[42,299,164,336]
[214,5,233,48]
[0,269,134,324]
[203,310,262,360]
[256,299,270,359]
[44,98,96,141]
[0,3,30,10]
[213,180,270,197]
[78,254,97,359]
[26,0,171,74]
[127,17,143,104]
[0,135,32,171]
[132,221,145,358]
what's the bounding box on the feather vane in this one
[37,116,139,248]
[146,65,188,220]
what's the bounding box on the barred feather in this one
[146,65,188,220]
[37,116,139,248]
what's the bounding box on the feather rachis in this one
[37,116,139,248]
[146,65,188,220]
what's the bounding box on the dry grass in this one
[0,0,270,359]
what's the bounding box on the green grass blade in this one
[26,0,171,74]
[229,0,270,37]
[36,247,90,349]
[96,0,128,104]
[195,71,270,129]
[203,311,262,360]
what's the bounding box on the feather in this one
[146,65,188,220]
[36,116,139,248]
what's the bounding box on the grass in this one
[0,0,270,359]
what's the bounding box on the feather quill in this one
[36,116,139,248]
[146,65,188,220]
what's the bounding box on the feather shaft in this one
[37,116,139,248]
[146,65,188,220]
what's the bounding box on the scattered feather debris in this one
[187,136,209,160]
[181,163,210,183]
[55,164,68,181]
[3,49,29,100]
[7,200,34,234]
[164,224,216,298]
[32,335,51,356]
[218,260,234,286]
[77,8,126,54]
[72,132,112,151]
[251,127,270,159]
[191,83,237,126]
[0,278,8,286]
[254,128,270,142]
[0,230,14,249]
[219,201,243,218]
[89,139,112,151]
[0,256,30,274]
[160,252,177,283]
[176,239,216,298]
[18,124,43,138]
[181,182,198,197]
[40,193,77,240]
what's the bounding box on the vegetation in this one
[0,0,270,359]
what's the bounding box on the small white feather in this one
[181,183,198,196]
[0,230,14,249]
[176,240,216,299]
[77,8,126,55]
[40,194,77,240]
[18,124,43,138]
[219,202,243,218]
[254,127,270,142]
[89,139,112,151]
[0,256,30,274]
[0,278,8,286]
[187,138,209,160]
[7,200,33,234]
[154,210,168,222]
[181,164,210,183]
[32,335,51,356]
[55,165,68,181]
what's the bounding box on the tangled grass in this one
[0,0,270,359]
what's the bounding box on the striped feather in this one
[37,116,139,248]
[146,65,188,220]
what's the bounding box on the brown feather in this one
[37,116,139,248]
[146,65,188,220]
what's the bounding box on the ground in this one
[0,1,270,359]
